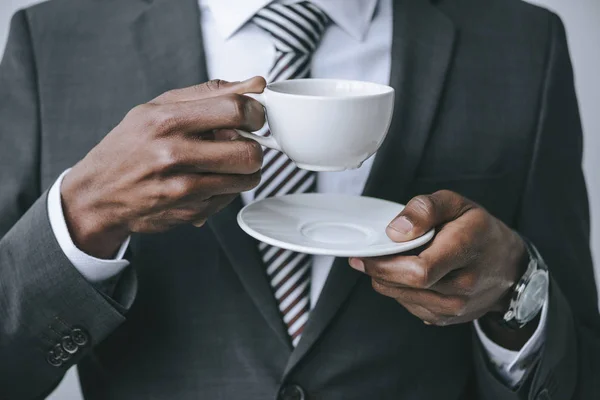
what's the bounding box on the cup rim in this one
[265,78,394,100]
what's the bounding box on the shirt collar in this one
[200,0,379,42]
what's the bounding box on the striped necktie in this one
[251,2,330,347]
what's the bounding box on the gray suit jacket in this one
[1,0,598,399]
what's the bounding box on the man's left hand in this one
[349,190,528,329]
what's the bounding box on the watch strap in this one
[502,237,547,329]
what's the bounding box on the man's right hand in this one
[60,77,267,259]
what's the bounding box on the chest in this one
[33,7,542,229]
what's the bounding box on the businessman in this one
[1,0,599,399]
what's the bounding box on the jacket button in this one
[46,352,62,367]
[53,343,71,361]
[278,384,306,400]
[536,389,551,400]
[62,336,78,354]
[71,328,89,347]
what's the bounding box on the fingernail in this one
[348,258,364,272]
[389,216,413,235]
[423,321,431,325]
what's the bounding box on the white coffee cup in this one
[236,79,395,171]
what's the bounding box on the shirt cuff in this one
[47,169,131,282]
[473,295,548,388]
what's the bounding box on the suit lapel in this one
[283,0,457,377]
[133,0,292,349]
[208,199,293,350]
[132,0,207,98]
[363,0,457,203]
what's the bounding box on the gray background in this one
[0,0,598,398]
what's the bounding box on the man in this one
[0,0,598,399]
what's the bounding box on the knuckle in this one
[408,261,432,288]
[363,260,386,280]
[127,103,154,121]
[154,145,178,171]
[470,207,490,228]
[371,279,386,294]
[409,195,435,217]
[179,208,200,222]
[447,296,468,317]
[437,189,474,215]
[224,93,249,126]
[431,313,455,326]
[169,208,195,223]
[250,171,262,187]
[240,140,263,172]
[243,171,262,190]
[205,79,227,91]
[155,89,178,102]
[148,106,178,132]
[457,272,478,294]
[426,313,444,326]
[455,227,472,246]
[167,177,194,199]
[434,189,458,200]
[454,230,476,261]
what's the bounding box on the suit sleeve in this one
[473,13,600,400]
[0,11,136,400]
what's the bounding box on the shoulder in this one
[10,0,147,67]
[19,0,141,38]
[437,0,563,45]
[435,0,567,74]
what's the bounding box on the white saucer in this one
[237,193,435,257]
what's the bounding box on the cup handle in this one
[235,93,282,151]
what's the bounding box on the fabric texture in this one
[0,0,598,399]
[46,0,547,383]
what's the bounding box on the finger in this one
[189,194,237,226]
[402,301,461,327]
[369,278,410,297]
[151,76,267,104]
[146,93,266,134]
[161,173,261,202]
[384,286,469,318]
[159,193,237,226]
[211,129,242,141]
[355,251,459,289]
[386,190,475,242]
[193,219,207,228]
[402,303,440,325]
[196,173,262,196]
[432,269,478,296]
[205,193,238,211]
[401,303,473,326]
[156,137,263,175]
[417,210,486,293]
[404,302,482,326]
[360,205,486,292]
[195,129,240,141]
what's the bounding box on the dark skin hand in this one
[349,190,538,350]
[61,76,267,259]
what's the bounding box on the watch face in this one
[515,270,549,323]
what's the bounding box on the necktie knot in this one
[253,1,330,55]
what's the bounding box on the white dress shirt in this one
[47,0,547,388]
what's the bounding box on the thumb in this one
[386,190,472,242]
[151,76,267,104]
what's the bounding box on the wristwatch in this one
[502,239,549,329]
